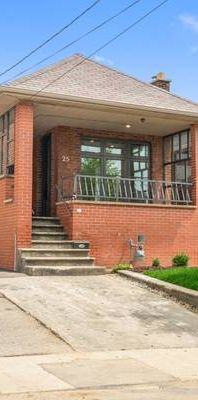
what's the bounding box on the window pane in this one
[3,114,9,136]
[173,134,180,161]
[8,109,15,141]
[181,132,188,159]
[105,159,121,176]
[81,157,101,175]
[131,144,149,157]
[131,145,140,157]
[174,162,186,182]
[105,144,122,155]
[140,144,148,157]
[186,161,191,183]
[132,161,149,179]
[163,136,172,163]
[81,139,101,153]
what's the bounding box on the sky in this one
[0,0,198,101]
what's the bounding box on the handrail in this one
[58,174,192,205]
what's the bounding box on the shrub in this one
[172,253,189,267]
[152,258,161,269]
[112,263,132,273]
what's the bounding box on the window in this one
[0,109,15,175]
[81,138,150,179]
[163,130,191,183]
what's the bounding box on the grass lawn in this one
[144,267,198,291]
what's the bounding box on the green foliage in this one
[144,267,198,291]
[172,253,189,267]
[112,263,132,273]
[152,258,161,268]
[81,157,101,176]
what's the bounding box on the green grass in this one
[144,267,198,291]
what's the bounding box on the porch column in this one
[190,125,198,205]
[14,103,33,247]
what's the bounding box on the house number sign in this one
[62,155,70,163]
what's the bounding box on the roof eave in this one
[1,85,198,120]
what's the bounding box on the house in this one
[0,53,198,273]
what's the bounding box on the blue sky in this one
[0,0,198,101]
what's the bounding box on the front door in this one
[41,134,51,216]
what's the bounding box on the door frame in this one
[41,134,51,216]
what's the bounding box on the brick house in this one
[0,54,198,273]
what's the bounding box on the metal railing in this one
[59,174,192,205]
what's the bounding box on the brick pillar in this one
[14,103,33,247]
[190,125,198,205]
[152,136,163,181]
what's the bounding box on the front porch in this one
[1,99,198,270]
[30,100,198,267]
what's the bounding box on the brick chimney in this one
[151,72,171,92]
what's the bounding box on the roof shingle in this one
[7,54,198,114]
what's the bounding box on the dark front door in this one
[41,134,51,216]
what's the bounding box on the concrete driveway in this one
[0,272,198,399]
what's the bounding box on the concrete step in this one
[32,217,60,226]
[21,265,108,276]
[32,224,64,233]
[22,256,95,267]
[32,240,90,249]
[20,248,89,258]
[32,232,68,241]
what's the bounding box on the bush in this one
[152,258,161,269]
[172,253,189,267]
[112,263,132,273]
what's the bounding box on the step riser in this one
[33,226,64,233]
[32,234,68,241]
[32,242,74,249]
[21,266,107,276]
[22,258,94,267]
[27,217,95,276]
[21,250,89,258]
[32,219,60,226]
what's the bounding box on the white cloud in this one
[92,55,114,66]
[191,45,198,53]
[179,15,198,33]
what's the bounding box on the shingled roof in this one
[7,54,198,114]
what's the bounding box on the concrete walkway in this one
[0,272,198,398]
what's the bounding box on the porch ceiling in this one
[33,102,196,137]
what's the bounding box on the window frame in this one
[0,108,15,176]
[80,137,151,179]
[163,129,191,182]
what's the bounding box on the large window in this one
[163,130,191,183]
[0,109,15,175]
[81,138,150,179]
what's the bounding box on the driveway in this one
[0,272,198,399]
[0,274,197,351]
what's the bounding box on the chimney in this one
[151,72,171,92]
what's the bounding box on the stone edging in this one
[118,270,198,310]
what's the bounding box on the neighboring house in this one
[0,53,198,273]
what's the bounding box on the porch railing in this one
[59,174,192,205]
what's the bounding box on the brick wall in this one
[0,103,34,270]
[57,200,198,268]
[0,177,15,269]
[14,103,33,248]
